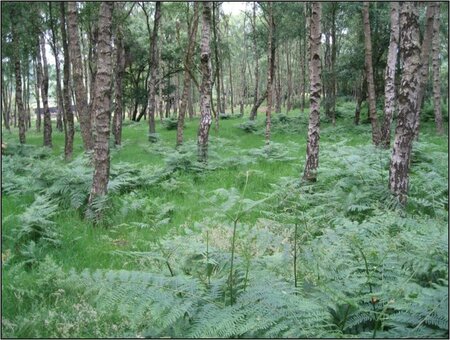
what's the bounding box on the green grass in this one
[2,103,448,338]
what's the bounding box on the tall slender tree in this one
[249,2,259,121]
[11,7,26,144]
[265,2,275,145]
[113,22,125,145]
[414,3,436,140]
[362,1,381,146]
[197,2,213,163]
[49,1,64,133]
[60,2,74,160]
[303,2,321,182]
[286,42,292,113]
[431,2,443,135]
[147,2,162,142]
[40,33,52,147]
[68,1,93,151]
[177,2,200,146]
[380,2,400,148]
[212,2,221,132]
[34,48,42,133]
[388,2,421,206]
[88,2,114,209]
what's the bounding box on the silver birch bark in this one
[197,2,213,163]
[388,2,421,206]
[381,2,400,148]
[303,2,321,182]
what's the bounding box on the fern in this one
[14,195,60,247]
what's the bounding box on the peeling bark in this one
[381,2,400,148]
[388,2,421,206]
[197,2,212,163]
[303,2,321,182]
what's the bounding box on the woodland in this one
[1,1,449,338]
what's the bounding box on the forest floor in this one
[1,100,448,338]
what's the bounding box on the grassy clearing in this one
[2,103,448,338]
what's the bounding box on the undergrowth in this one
[1,108,448,338]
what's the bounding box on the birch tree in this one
[303,2,321,182]
[380,2,400,148]
[197,2,213,163]
[388,2,421,206]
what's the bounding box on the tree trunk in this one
[432,2,443,135]
[274,46,282,114]
[60,2,74,160]
[380,2,400,148]
[265,2,275,145]
[11,10,26,144]
[228,51,234,114]
[113,26,125,145]
[68,1,93,151]
[25,61,31,130]
[88,21,99,135]
[2,71,11,131]
[286,43,292,113]
[324,31,331,119]
[302,2,309,113]
[212,3,221,132]
[414,3,436,140]
[177,2,199,146]
[303,2,321,182]
[330,3,337,126]
[188,80,195,119]
[388,2,421,206]
[197,2,213,163]
[40,34,53,147]
[88,1,114,209]
[362,1,381,146]
[250,2,259,120]
[49,2,64,132]
[220,57,226,113]
[147,2,161,141]
[34,57,41,133]
[354,73,367,125]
